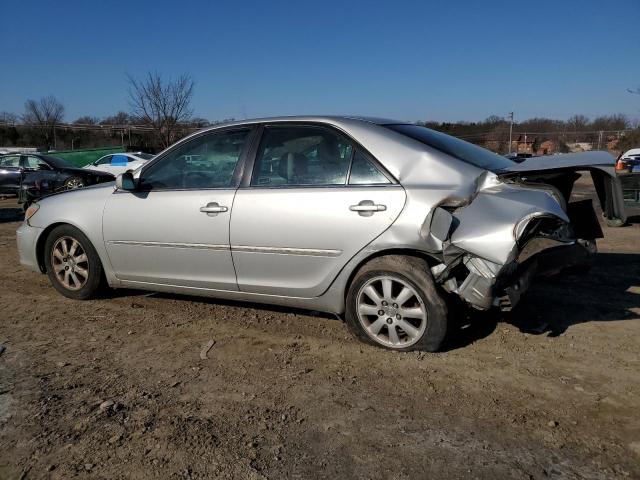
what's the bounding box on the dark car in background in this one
[0,153,115,203]
[616,149,640,207]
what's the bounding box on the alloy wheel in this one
[65,178,85,189]
[51,236,90,291]
[356,275,427,348]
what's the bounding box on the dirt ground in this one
[0,178,638,479]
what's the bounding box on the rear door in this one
[230,124,406,297]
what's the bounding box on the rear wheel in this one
[605,216,626,228]
[345,255,448,352]
[64,176,85,189]
[44,225,104,300]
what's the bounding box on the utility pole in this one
[508,112,514,154]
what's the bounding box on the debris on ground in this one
[199,339,216,360]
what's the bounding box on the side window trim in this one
[240,122,398,189]
[136,125,258,191]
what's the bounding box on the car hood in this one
[61,166,114,178]
[34,180,115,203]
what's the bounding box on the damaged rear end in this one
[422,152,625,312]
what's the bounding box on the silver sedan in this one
[16,116,626,351]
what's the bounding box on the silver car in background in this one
[16,116,626,351]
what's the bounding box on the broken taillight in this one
[615,159,630,172]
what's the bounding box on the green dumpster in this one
[45,146,126,168]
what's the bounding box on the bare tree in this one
[101,111,133,125]
[0,111,18,125]
[23,95,65,149]
[73,116,99,125]
[126,72,194,148]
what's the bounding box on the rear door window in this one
[251,126,353,186]
[24,156,50,169]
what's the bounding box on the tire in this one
[44,224,104,300]
[64,176,85,189]
[345,255,448,352]
[605,216,626,228]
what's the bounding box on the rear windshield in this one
[386,124,514,172]
[133,153,154,160]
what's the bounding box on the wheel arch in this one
[35,221,95,273]
[342,248,441,303]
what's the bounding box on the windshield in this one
[42,155,75,169]
[386,124,514,172]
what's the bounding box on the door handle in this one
[200,202,228,216]
[350,200,387,217]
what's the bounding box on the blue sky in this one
[1,0,639,123]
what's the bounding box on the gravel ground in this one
[0,178,638,479]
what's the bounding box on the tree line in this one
[1,72,639,154]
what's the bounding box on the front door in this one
[103,128,253,290]
[230,125,406,298]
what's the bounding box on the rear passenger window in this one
[251,126,353,186]
[348,151,390,185]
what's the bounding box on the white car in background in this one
[84,152,154,175]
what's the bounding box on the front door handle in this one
[200,202,228,217]
[350,200,387,217]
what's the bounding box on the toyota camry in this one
[16,116,627,351]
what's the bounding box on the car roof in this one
[622,148,640,157]
[100,152,148,158]
[200,115,408,131]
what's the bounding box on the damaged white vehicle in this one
[16,117,627,351]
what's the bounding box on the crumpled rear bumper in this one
[425,181,603,311]
[493,239,596,311]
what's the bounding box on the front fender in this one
[27,184,119,286]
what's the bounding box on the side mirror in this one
[115,171,136,191]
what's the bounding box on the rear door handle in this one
[200,202,228,216]
[350,200,387,217]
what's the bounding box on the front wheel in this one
[345,255,448,352]
[44,225,104,300]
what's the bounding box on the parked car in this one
[83,152,154,175]
[616,148,640,206]
[16,117,627,351]
[0,153,115,202]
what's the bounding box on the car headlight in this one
[24,203,40,225]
